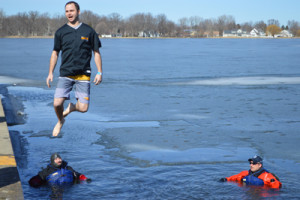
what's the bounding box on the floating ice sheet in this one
[0,75,31,84]
[129,146,257,164]
[173,76,300,86]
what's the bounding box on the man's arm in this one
[46,50,59,88]
[261,173,282,188]
[67,166,90,181]
[28,175,44,187]
[225,170,249,182]
[28,167,49,187]
[93,50,102,85]
[67,166,81,178]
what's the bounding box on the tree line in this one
[1,9,300,37]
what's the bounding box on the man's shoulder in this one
[81,23,92,28]
[261,170,279,178]
[55,24,69,34]
[81,23,96,32]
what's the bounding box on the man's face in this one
[249,161,262,172]
[54,157,62,167]
[65,3,80,24]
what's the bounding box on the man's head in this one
[248,155,263,172]
[50,153,62,168]
[65,1,80,24]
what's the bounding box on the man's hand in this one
[93,74,102,85]
[46,73,53,88]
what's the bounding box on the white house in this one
[138,31,160,38]
[250,28,265,37]
[275,30,293,38]
[223,29,249,37]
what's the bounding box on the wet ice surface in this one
[2,38,300,199]
[7,79,300,199]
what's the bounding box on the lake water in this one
[1,38,300,199]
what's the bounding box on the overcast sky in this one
[1,0,299,25]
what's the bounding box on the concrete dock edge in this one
[0,98,24,200]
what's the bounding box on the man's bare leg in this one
[63,103,76,118]
[53,100,88,136]
[75,100,89,113]
[63,100,88,117]
[53,98,66,137]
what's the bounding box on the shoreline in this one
[0,92,24,199]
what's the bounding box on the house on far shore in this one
[101,34,112,38]
[223,28,294,38]
[274,30,293,38]
[138,31,160,37]
[223,29,249,37]
[100,33,123,38]
[250,28,266,37]
[203,31,220,37]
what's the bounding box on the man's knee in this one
[77,102,89,113]
[53,98,65,108]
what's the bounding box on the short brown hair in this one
[65,1,80,11]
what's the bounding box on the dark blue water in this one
[1,38,300,199]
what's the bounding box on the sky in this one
[1,0,299,25]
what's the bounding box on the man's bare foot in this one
[63,103,75,118]
[52,119,65,137]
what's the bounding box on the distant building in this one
[275,30,293,38]
[183,29,197,37]
[203,31,220,37]
[101,34,112,38]
[250,28,266,37]
[112,33,123,38]
[138,31,160,38]
[223,29,249,37]
[223,28,269,37]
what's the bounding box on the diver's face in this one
[250,161,262,172]
[54,157,62,167]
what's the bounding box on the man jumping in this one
[46,1,102,136]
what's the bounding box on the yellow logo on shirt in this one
[81,36,89,41]
[84,97,89,101]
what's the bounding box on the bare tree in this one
[49,14,66,35]
[95,17,109,35]
[178,17,189,29]
[268,19,280,27]
[254,20,267,32]
[126,13,146,36]
[157,14,168,36]
[240,22,253,32]
[0,9,5,36]
[217,15,236,36]
[0,9,299,38]
[80,10,100,28]
[288,20,300,36]
[108,13,123,35]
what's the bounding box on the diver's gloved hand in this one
[219,178,227,182]
[29,175,44,187]
[79,174,92,183]
[86,178,92,183]
[79,174,87,181]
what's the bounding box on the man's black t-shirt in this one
[54,23,101,77]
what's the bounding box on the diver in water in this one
[219,155,282,189]
[29,153,90,187]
